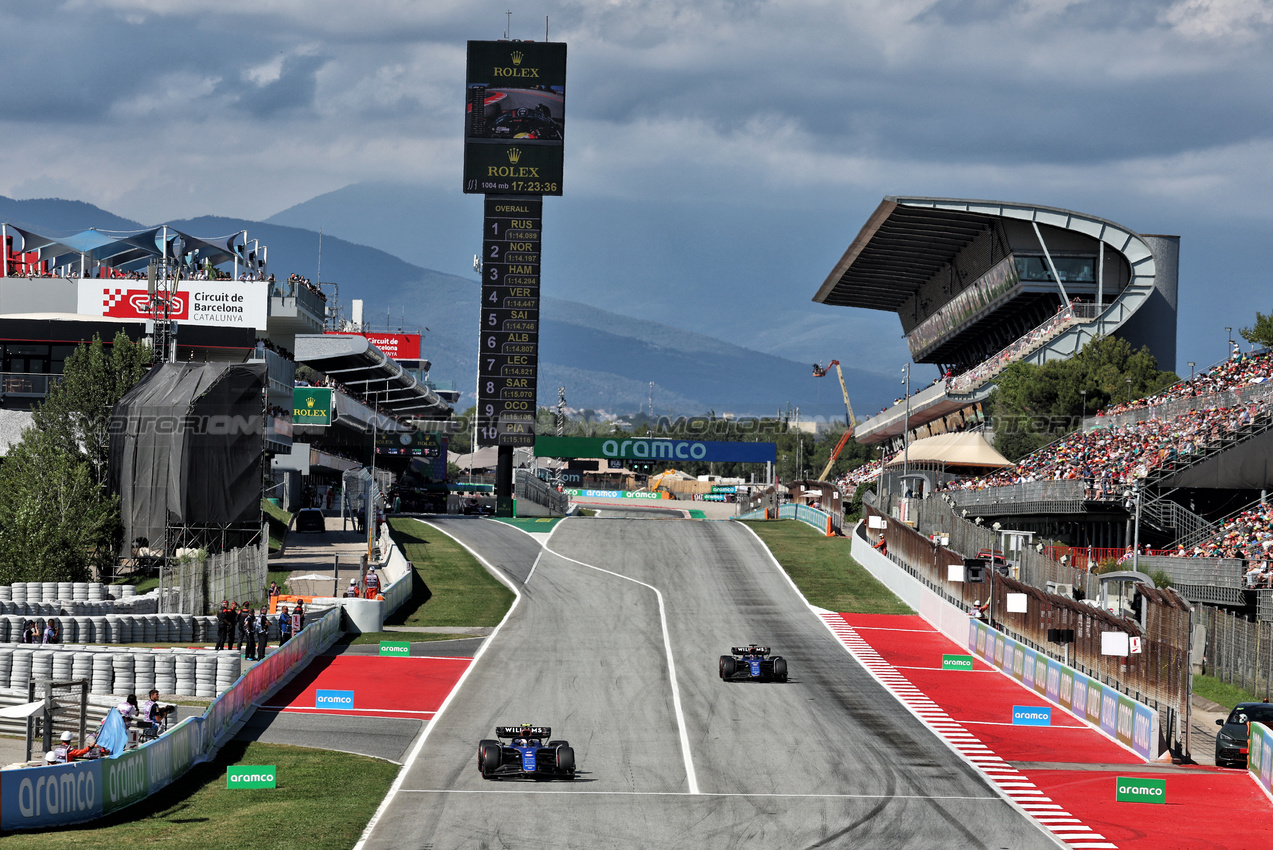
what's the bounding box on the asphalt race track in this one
[359,517,1061,849]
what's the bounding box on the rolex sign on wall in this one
[463,40,566,195]
[293,387,333,427]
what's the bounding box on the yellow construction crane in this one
[812,360,857,482]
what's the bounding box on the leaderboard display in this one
[476,196,541,447]
[463,40,566,196]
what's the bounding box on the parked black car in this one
[1215,701,1273,767]
[295,508,326,534]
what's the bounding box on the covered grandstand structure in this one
[815,197,1178,448]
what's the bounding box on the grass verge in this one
[1194,674,1267,710]
[11,741,396,848]
[743,520,913,615]
[338,630,478,646]
[385,517,515,628]
[262,498,292,554]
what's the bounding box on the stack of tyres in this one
[10,649,33,689]
[91,653,114,694]
[133,652,156,696]
[112,653,136,696]
[72,651,94,684]
[153,651,177,695]
[194,653,217,698]
[175,652,197,696]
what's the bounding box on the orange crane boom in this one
[815,360,856,482]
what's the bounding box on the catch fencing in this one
[514,469,569,516]
[158,536,269,615]
[865,502,1194,756]
[1194,606,1273,701]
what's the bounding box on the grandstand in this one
[814,197,1178,450]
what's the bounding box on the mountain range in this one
[0,194,897,419]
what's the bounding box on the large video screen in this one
[463,40,566,196]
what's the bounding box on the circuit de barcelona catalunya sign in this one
[535,436,777,464]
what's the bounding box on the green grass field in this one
[10,742,396,848]
[384,517,515,628]
[743,520,912,615]
[1193,674,1269,709]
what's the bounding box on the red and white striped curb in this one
[818,613,1116,850]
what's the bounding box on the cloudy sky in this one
[3,0,1272,383]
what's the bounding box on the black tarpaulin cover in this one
[109,361,266,552]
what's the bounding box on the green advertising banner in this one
[293,387,333,427]
[941,654,975,671]
[227,766,277,789]
[536,435,776,463]
[379,641,411,657]
[1115,776,1166,803]
[102,748,150,814]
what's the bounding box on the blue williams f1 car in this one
[477,725,576,780]
[720,645,788,682]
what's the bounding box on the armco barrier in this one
[966,617,1157,761]
[1251,721,1273,800]
[0,605,341,833]
[776,504,838,536]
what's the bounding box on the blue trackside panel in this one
[748,660,762,677]
[521,750,537,772]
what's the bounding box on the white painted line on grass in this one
[542,543,700,796]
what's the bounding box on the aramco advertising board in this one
[534,436,777,464]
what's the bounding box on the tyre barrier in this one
[0,606,341,833]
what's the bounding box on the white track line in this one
[397,789,1002,800]
[818,614,1115,850]
[352,519,537,850]
[542,542,700,795]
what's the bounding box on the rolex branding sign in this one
[293,387,333,427]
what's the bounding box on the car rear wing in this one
[496,726,551,739]
[730,646,770,656]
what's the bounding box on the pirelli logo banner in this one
[535,436,777,464]
[477,196,541,448]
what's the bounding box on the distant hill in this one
[0,198,897,417]
[0,195,143,234]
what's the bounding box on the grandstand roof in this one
[294,333,451,419]
[813,199,993,310]
[2,223,262,274]
[813,196,1151,311]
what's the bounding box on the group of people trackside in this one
[216,596,302,659]
[340,568,380,599]
[20,618,59,643]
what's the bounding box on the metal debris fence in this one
[1194,606,1273,701]
[865,502,1194,755]
[159,536,269,615]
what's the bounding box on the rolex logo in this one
[507,148,522,164]
[511,51,523,66]
[307,396,315,408]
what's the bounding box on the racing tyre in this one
[477,739,499,769]
[772,656,787,681]
[480,742,502,777]
[556,745,575,774]
[719,656,736,679]
[548,740,568,748]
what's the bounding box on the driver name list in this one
[476,196,542,447]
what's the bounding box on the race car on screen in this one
[719,645,788,682]
[477,725,576,780]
